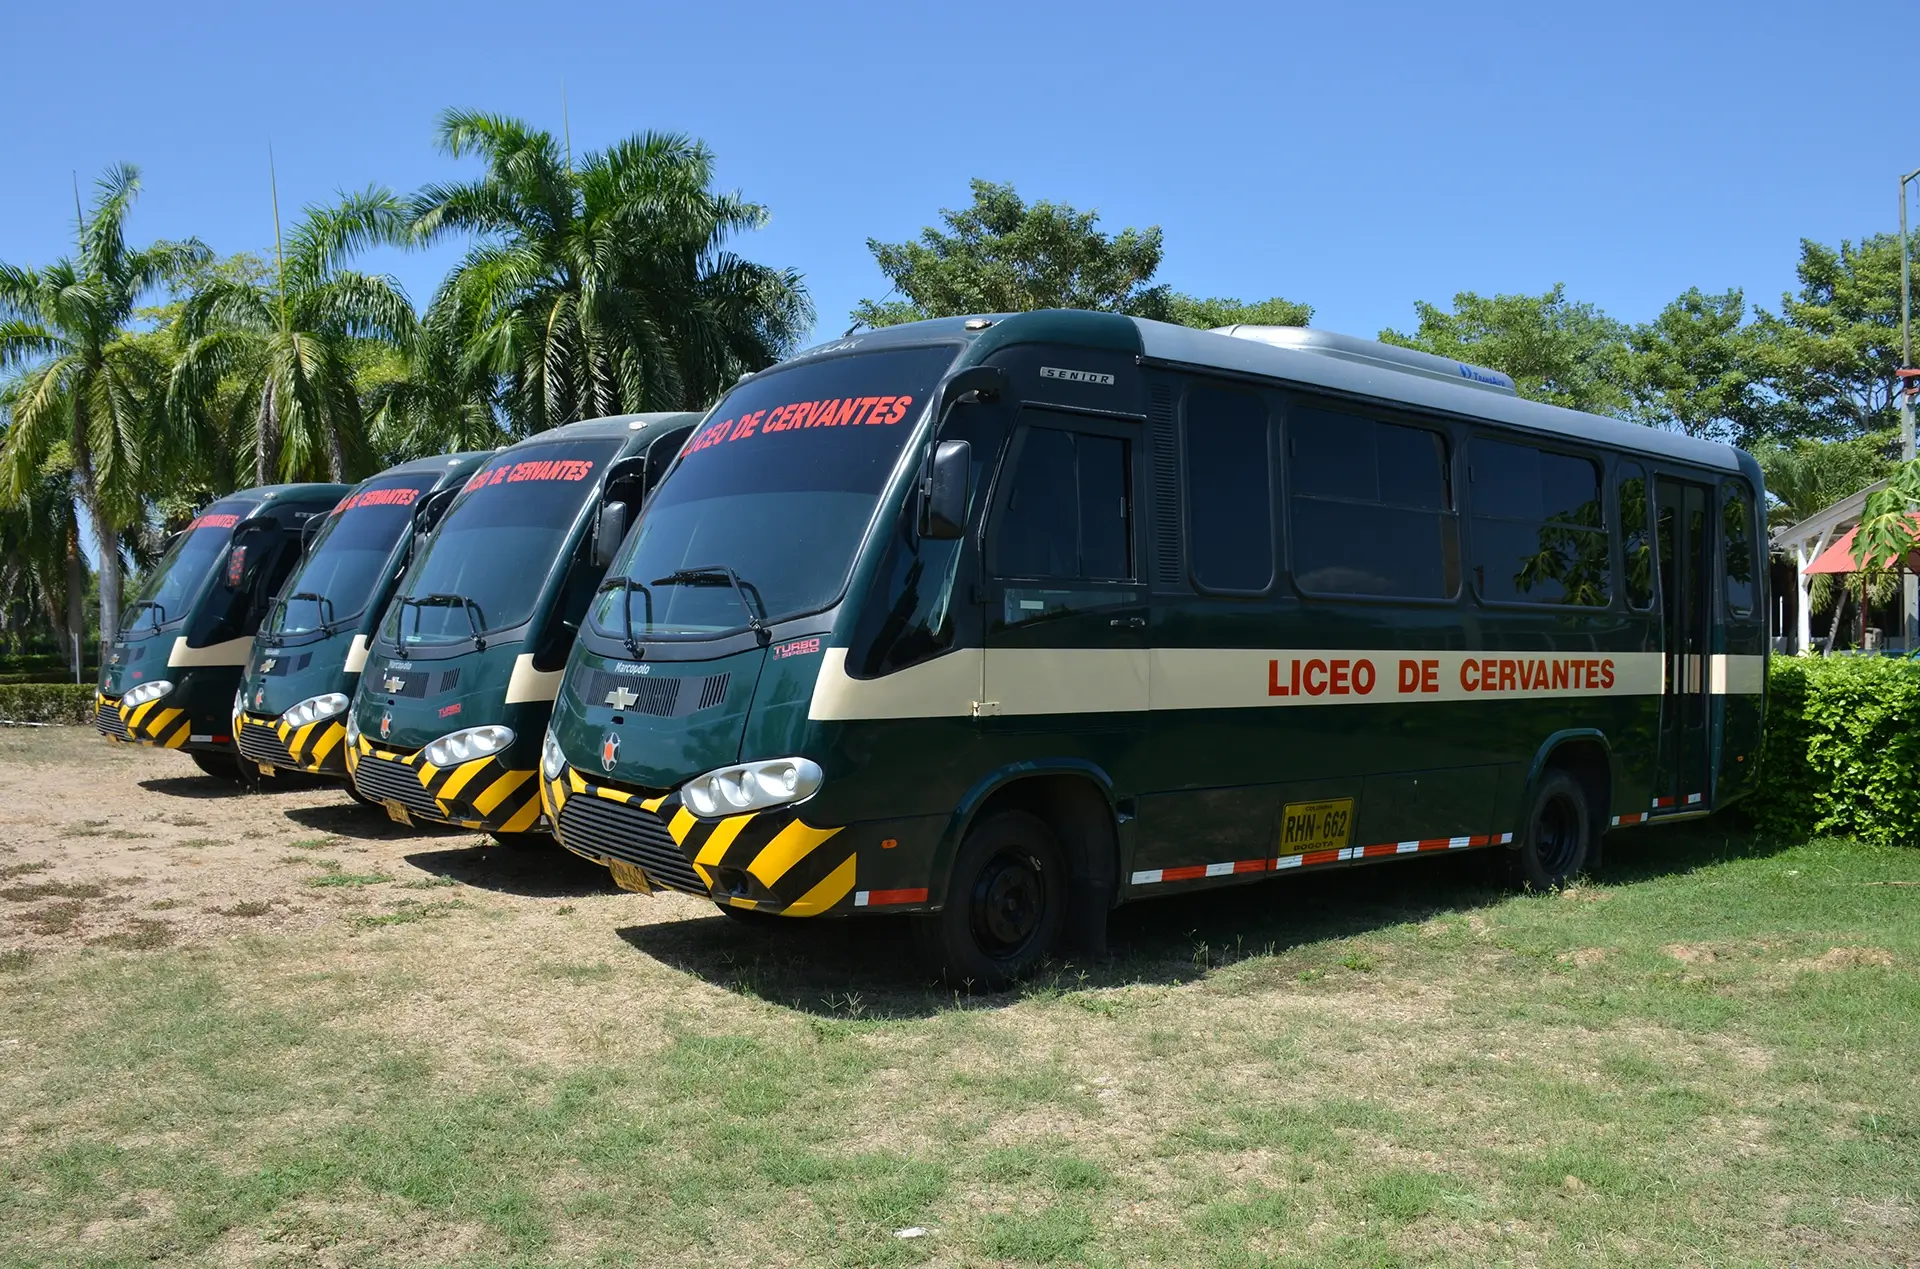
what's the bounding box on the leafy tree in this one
[169,189,414,484]
[1625,287,1760,441]
[0,446,86,660]
[1380,284,1632,415]
[1745,234,1916,441]
[1165,293,1313,329]
[364,313,508,463]
[413,110,810,433]
[0,164,209,642]
[855,180,1311,332]
[1755,434,1895,529]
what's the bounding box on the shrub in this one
[0,683,97,725]
[1749,655,1920,846]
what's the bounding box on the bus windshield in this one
[592,345,956,638]
[385,439,621,646]
[121,500,253,637]
[268,475,437,637]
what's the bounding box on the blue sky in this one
[2,0,1914,350]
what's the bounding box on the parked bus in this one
[343,413,699,843]
[95,483,351,778]
[537,312,1767,985]
[233,452,494,783]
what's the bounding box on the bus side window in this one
[1618,464,1654,610]
[1467,438,1608,607]
[1183,386,1273,593]
[1289,404,1456,599]
[1722,483,1756,616]
[993,426,1133,583]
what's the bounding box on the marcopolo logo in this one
[1039,366,1115,386]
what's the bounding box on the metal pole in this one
[1900,171,1918,648]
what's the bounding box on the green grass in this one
[0,826,1915,1266]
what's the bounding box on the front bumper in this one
[541,765,858,916]
[93,691,190,749]
[235,710,348,776]
[346,737,544,833]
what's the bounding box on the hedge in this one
[1747,655,1920,846]
[0,683,96,725]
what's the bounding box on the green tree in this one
[1745,234,1915,441]
[169,189,415,484]
[412,110,810,433]
[0,164,209,642]
[855,180,1312,332]
[1625,287,1760,440]
[1165,293,1313,329]
[1755,434,1895,530]
[1381,284,1632,415]
[363,313,507,463]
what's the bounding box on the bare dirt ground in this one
[0,725,715,952]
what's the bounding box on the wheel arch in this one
[931,759,1121,921]
[1518,729,1614,865]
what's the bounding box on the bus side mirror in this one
[919,441,970,540]
[593,502,629,567]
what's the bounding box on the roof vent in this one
[1212,326,1517,396]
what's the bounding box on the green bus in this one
[233,452,494,783]
[344,414,699,842]
[95,483,351,778]
[537,312,1767,985]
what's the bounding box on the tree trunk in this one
[1822,585,1850,654]
[70,394,121,650]
[256,381,280,486]
[64,521,85,674]
[327,420,345,483]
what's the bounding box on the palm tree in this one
[364,305,507,462]
[170,188,415,484]
[411,110,811,432]
[0,164,209,642]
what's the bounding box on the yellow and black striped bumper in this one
[93,691,190,749]
[235,711,348,775]
[541,766,857,916]
[346,736,544,833]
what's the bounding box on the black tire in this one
[490,831,555,850]
[190,750,245,782]
[914,810,1067,990]
[1504,769,1591,890]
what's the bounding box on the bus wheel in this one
[1506,770,1590,890]
[915,810,1066,990]
[190,750,245,782]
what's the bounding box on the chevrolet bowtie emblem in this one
[259,658,276,673]
[604,685,638,710]
[383,675,404,693]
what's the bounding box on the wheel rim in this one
[1533,792,1582,878]
[969,847,1046,956]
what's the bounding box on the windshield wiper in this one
[596,577,653,655]
[278,591,337,636]
[652,565,770,643]
[397,592,487,652]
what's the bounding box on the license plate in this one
[1280,798,1354,852]
[257,762,275,776]
[607,860,652,894]
[382,799,412,826]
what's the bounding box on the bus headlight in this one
[424,724,515,768]
[541,730,567,780]
[122,679,174,708]
[345,711,361,748]
[682,757,822,818]
[282,693,349,728]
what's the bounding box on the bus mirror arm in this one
[919,440,971,540]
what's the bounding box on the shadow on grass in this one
[403,841,622,898]
[611,819,1804,1020]
[281,801,468,842]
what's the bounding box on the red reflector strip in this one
[1611,812,1648,826]
[1652,796,1676,808]
[1131,834,1507,888]
[853,887,928,908]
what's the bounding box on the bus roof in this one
[374,450,496,479]
[797,311,1747,477]
[499,413,703,450]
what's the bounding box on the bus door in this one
[978,408,1149,744]
[1654,478,1712,812]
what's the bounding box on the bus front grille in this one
[351,752,442,818]
[237,721,295,767]
[94,700,128,741]
[557,796,705,895]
